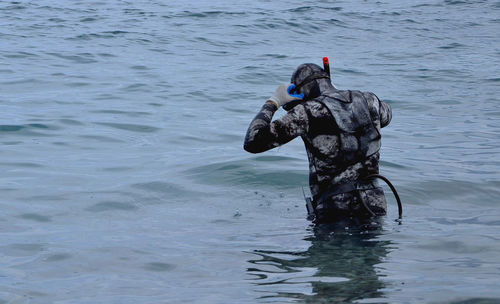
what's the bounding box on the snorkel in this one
[323,56,331,79]
[283,57,332,111]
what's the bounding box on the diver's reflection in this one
[248,219,393,303]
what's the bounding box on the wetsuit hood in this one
[283,63,333,111]
[291,63,331,101]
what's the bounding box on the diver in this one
[244,59,393,223]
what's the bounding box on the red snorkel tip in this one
[322,57,331,78]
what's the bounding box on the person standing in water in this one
[244,60,392,223]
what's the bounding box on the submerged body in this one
[244,67,392,223]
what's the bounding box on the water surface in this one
[1,0,499,303]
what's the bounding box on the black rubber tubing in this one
[365,174,403,219]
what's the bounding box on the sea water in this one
[1,0,499,303]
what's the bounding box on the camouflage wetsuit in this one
[244,88,392,222]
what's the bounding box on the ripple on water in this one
[0,244,45,257]
[0,123,59,137]
[132,181,196,197]
[58,119,84,126]
[44,253,72,262]
[80,17,97,22]
[94,122,160,133]
[64,82,90,87]
[85,201,138,212]
[486,77,500,83]
[101,166,135,172]
[90,109,152,117]
[438,42,467,50]
[78,135,125,143]
[379,160,409,170]
[45,52,98,64]
[444,0,474,5]
[427,214,500,227]
[123,83,150,92]
[18,213,52,223]
[4,51,38,59]
[185,158,307,190]
[130,65,149,70]
[66,33,115,41]
[0,162,43,168]
[142,262,175,272]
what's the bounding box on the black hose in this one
[356,191,376,217]
[365,174,403,219]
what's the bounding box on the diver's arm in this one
[244,102,309,154]
[364,92,392,128]
[379,99,392,128]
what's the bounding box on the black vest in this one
[316,89,381,165]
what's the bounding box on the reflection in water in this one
[248,219,393,303]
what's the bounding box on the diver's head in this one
[290,63,334,100]
[282,62,335,111]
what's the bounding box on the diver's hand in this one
[267,84,304,108]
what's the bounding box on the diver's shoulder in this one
[361,91,382,108]
[321,89,381,108]
[343,89,380,104]
[362,90,380,99]
[345,89,379,99]
[330,88,378,97]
